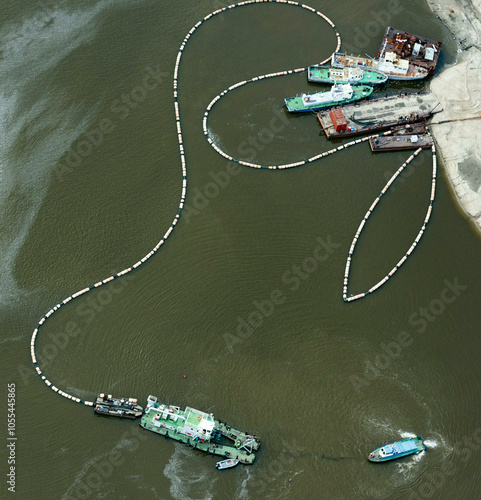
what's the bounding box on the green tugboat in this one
[285,83,373,113]
[140,395,260,465]
[308,65,387,85]
[368,436,426,462]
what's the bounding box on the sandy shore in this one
[426,0,481,231]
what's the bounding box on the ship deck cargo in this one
[317,93,442,139]
[378,27,442,75]
[93,393,144,419]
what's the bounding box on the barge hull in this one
[139,419,256,464]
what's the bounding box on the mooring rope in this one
[30,1,436,404]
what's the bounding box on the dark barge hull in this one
[369,135,433,152]
[94,406,143,419]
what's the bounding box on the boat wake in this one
[164,445,217,500]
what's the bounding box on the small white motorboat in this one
[215,459,239,470]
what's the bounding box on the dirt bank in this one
[426,0,481,231]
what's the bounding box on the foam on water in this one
[235,466,252,500]
[399,430,418,439]
[395,449,426,477]
[163,444,217,500]
[0,0,135,307]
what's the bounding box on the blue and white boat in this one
[368,436,425,462]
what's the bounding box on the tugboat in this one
[285,83,373,113]
[308,65,387,86]
[93,393,144,419]
[139,395,260,464]
[368,436,426,462]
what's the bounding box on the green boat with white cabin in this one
[308,65,387,85]
[285,83,374,113]
[139,395,260,465]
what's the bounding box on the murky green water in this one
[1,1,481,499]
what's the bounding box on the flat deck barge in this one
[378,27,442,75]
[369,123,433,152]
[317,93,441,139]
[139,395,260,464]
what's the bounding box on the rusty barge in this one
[378,27,442,76]
[317,93,442,140]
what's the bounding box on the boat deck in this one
[139,401,259,464]
[370,133,433,152]
[369,437,425,462]
[378,27,442,75]
[216,420,261,451]
[317,93,441,139]
[369,122,432,151]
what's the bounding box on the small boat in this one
[285,83,373,113]
[308,65,387,86]
[216,459,239,470]
[368,436,426,462]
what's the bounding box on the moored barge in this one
[369,123,433,152]
[378,27,442,75]
[317,93,441,139]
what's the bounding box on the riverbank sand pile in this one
[426,0,481,231]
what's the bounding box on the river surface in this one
[1,1,481,499]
